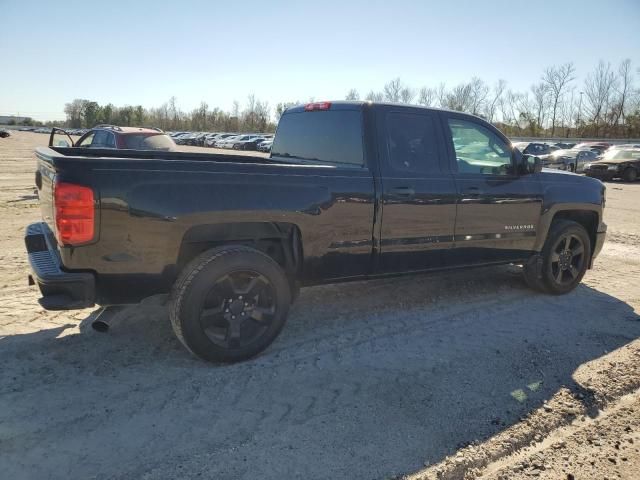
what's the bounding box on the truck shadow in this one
[1,266,639,479]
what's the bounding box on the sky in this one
[1,0,639,122]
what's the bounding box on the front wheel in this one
[170,246,292,362]
[539,220,591,295]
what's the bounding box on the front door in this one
[377,107,458,273]
[442,114,543,264]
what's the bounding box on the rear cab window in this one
[271,105,364,167]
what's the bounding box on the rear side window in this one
[385,112,441,174]
[271,110,364,166]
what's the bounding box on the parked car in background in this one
[574,142,611,155]
[543,148,599,173]
[234,136,269,150]
[227,135,262,150]
[257,139,273,152]
[512,142,554,162]
[214,135,241,148]
[206,133,237,147]
[553,142,576,150]
[584,148,640,181]
[609,143,640,150]
[57,125,176,151]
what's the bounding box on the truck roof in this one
[284,100,485,120]
[93,125,164,135]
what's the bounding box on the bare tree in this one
[400,87,415,104]
[383,78,403,102]
[365,90,384,102]
[444,82,472,112]
[584,60,617,135]
[345,89,360,101]
[486,79,506,122]
[417,86,436,107]
[435,83,447,108]
[530,82,548,130]
[612,59,632,128]
[468,77,489,115]
[541,62,575,135]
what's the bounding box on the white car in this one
[214,135,241,148]
[226,135,261,150]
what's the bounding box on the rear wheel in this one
[623,167,637,182]
[170,246,291,362]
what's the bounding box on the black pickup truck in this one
[26,102,607,362]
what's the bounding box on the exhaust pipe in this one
[91,307,119,333]
[92,318,110,332]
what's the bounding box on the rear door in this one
[442,113,543,263]
[376,106,458,273]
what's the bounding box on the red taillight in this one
[54,182,94,245]
[304,101,331,111]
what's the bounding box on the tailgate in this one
[35,157,56,231]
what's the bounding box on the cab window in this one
[385,112,441,174]
[447,118,513,175]
[271,110,364,166]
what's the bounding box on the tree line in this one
[62,95,278,133]
[346,59,640,138]
[42,58,640,139]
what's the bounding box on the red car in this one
[70,125,176,151]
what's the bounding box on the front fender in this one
[533,177,605,251]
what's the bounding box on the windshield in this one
[602,149,640,161]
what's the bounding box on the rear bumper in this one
[25,222,95,310]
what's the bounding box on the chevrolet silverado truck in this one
[25,102,607,362]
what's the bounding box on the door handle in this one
[390,186,415,197]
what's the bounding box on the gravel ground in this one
[0,131,639,479]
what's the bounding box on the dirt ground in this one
[0,131,639,480]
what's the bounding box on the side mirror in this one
[523,154,542,174]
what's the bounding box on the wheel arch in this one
[535,206,600,267]
[177,222,303,284]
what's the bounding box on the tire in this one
[538,220,591,295]
[170,246,292,363]
[623,167,637,182]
